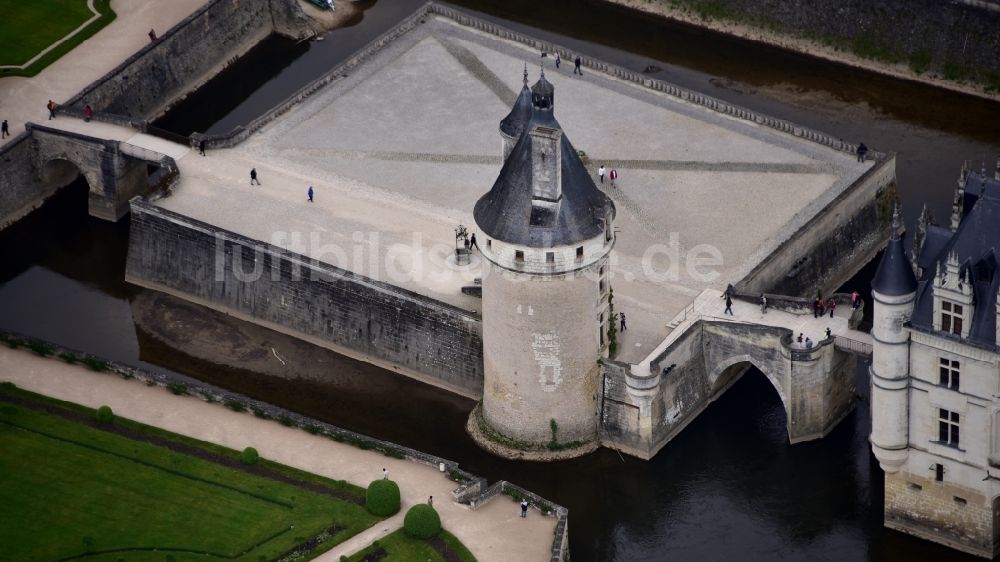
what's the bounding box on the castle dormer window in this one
[940,301,963,335]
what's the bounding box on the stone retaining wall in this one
[608,0,1000,96]
[60,0,313,120]
[125,201,485,398]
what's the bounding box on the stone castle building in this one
[871,162,1000,558]
[472,69,616,450]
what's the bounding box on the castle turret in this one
[473,71,615,451]
[498,65,533,161]
[870,205,917,473]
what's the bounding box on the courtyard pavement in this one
[0,346,557,561]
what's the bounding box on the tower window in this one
[940,301,963,335]
[487,239,491,249]
[938,358,960,390]
[938,409,960,448]
[546,252,555,264]
[935,463,944,482]
[515,250,524,264]
[576,246,584,261]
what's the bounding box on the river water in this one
[5,1,1000,560]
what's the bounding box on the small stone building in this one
[473,70,616,450]
[871,163,1000,558]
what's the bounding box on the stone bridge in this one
[601,289,872,459]
[0,122,178,227]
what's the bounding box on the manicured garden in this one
[0,383,380,561]
[0,0,116,77]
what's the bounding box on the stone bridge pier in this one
[601,293,866,459]
[25,123,174,222]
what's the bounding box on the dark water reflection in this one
[6,1,1000,560]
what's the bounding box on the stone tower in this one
[472,70,616,453]
[870,206,917,474]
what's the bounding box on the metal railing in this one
[834,335,873,357]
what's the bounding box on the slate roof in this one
[499,84,532,139]
[475,77,614,248]
[911,171,1000,346]
[872,234,917,297]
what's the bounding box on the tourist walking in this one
[469,233,479,251]
[555,53,561,69]
[609,168,618,188]
[428,496,433,506]
[851,290,861,309]
[828,297,837,318]
[520,499,529,518]
[598,165,606,184]
[198,140,206,156]
[817,297,825,317]
[574,56,582,75]
[619,311,627,332]
[1,119,8,139]
[148,29,157,42]
[47,100,56,120]
[83,105,93,122]
[250,168,260,186]
[825,327,832,339]
[724,293,734,316]
[307,186,314,202]
[856,143,868,162]
[805,337,814,349]
[760,294,768,314]
[797,333,803,344]
[382,467,388,480]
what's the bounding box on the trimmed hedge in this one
[365,480,400,516]
[95,405,114,424]
[241,447,259,465]
[403,504,441,539]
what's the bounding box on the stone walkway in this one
[0,0,207,138]
[0,346,557,561]
[636,288,872,374]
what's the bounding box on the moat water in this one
[6,1,1000,560]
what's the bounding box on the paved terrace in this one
[0,346,557,561]
[13,12,874,366]
[151,14,873,364]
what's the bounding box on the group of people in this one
[813,295,837,318]
[597,165,619,188]
[545,52,584,76]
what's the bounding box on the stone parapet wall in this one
[60,0,313,121]
[125,201,484,398]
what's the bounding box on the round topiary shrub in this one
[365,479,401,516]
[403,504,441,539]
[95,405,114,424]
[241,446,259,465]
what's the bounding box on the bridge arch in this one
[706,353,789,415]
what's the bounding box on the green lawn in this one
[346,529,478,562]
[0,0,116,77]
[0,384,381,562]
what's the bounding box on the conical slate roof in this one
[872,208,917,296]
[475,77,613,248]
[499,84,532,139]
